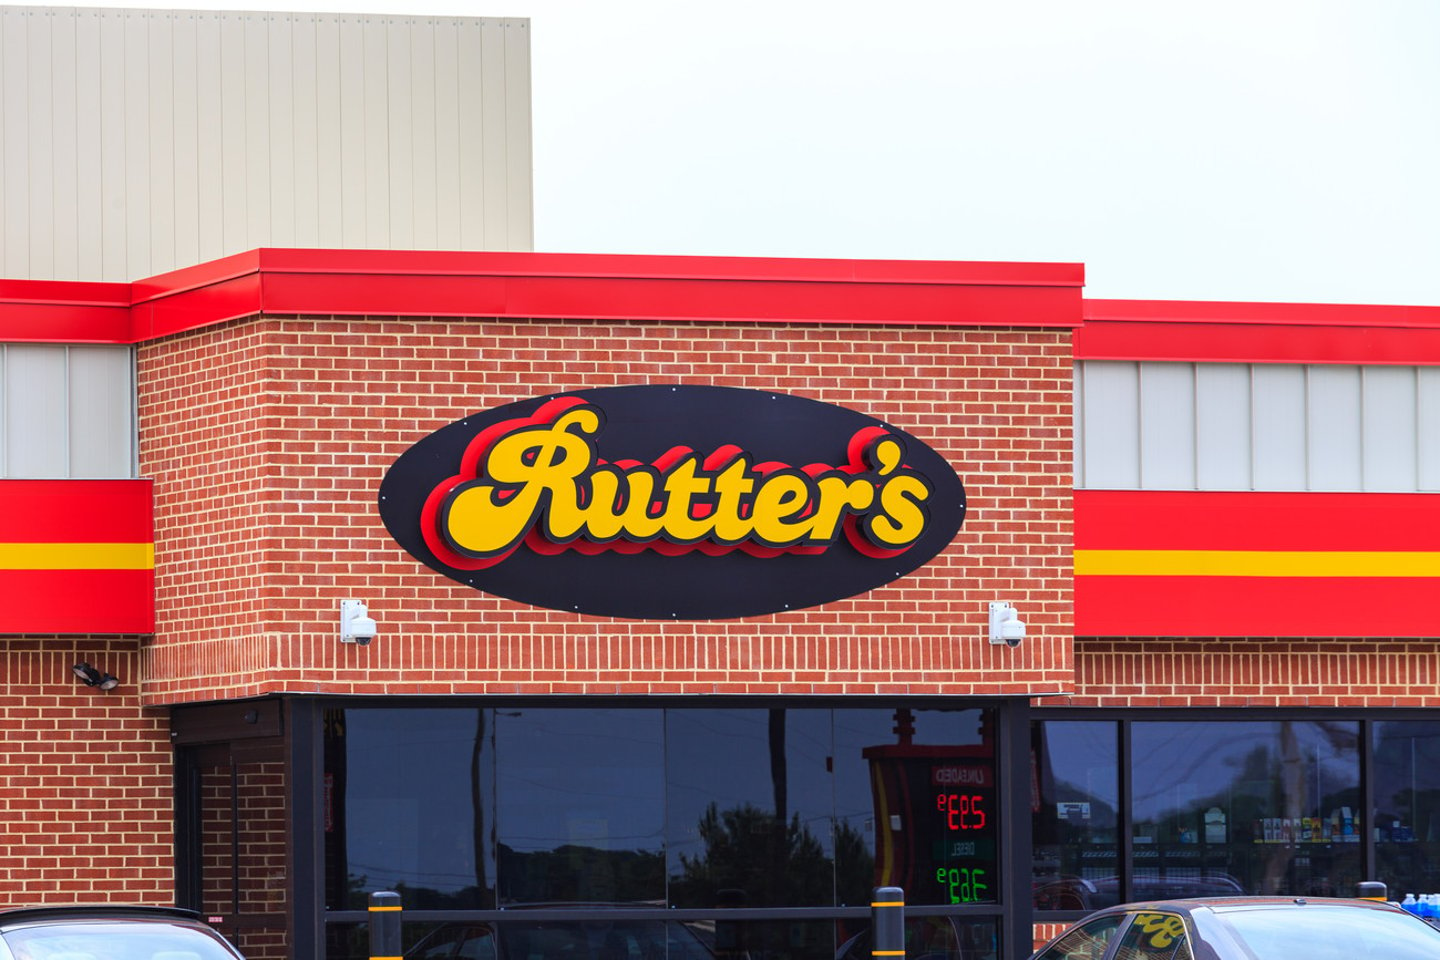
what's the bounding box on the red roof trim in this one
[1079,299,1440,364]
[0,249,1085,344]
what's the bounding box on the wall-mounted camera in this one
[340,599,378,645]
[988,600,1026,647]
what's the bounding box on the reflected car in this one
[406,918,717,960]
[1033,875,1246,912]
[0,905,245,960]
[1028,896,1440,960]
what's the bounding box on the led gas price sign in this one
[929,764,996,904]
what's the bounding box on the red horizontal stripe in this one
[0,480,154,542]
[1085,298,1440,328]
[0,568,154,634]
[1076,490,1440,552]
[0,249,1085,343]
[1076,575,1438,638]
[1076,319,1440,365]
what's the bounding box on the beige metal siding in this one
[0,6,533,282]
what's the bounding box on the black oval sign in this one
[378,385,966,619]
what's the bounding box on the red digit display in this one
[935,792,987,830]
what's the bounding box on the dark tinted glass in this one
[666,709,835,908]
[834,708,996,907]
[1373,721,1440,899]
[1031,722,1120,911]
[496,708,665,904]
[325,708,495,909]
[834,915,1000,960]
[1130,721,1361,898]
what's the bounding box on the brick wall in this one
[1039,637,1440,707]
[137,315,1075,702]
[0,638,173,906]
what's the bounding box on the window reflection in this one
[325,708,494,909]
[1031,722,1120,911]
[666,710,835,908]
[1131,721,1361,898]
[834,708,996,907]
[1374,721,1440,898]
[496,708,666,904]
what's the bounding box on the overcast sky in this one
[62,0,1440,305]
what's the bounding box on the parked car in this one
[1029,896,1440,960]
[0,905,244,960]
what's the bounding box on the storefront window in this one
[1130,721,1361,898]
[323,704,1000,918]
[1031,722,1120,911]
[1373,721,1440,899]
[666,709,835,908]
[834,707,997,908]
[496,708,666,904]
[324,708,495,909]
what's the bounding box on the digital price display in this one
[927,764,996,904]
[862,711,999,907]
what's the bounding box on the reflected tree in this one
[672,802,832,907]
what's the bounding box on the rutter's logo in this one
[380,386,966,619]
[421,396,934,570]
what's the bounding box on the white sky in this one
[56,0,1440,305]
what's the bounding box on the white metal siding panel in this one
[171,12,201,269]
[123,13,149,276]
[194,12,225,263]
[268,14,296,248]
[73,11,103,279]
[1308,365,1363,490]
[68,346,134,478]
[5,345,68,477]
[1080,361,1141,489]
[1073,362,1086,489]
[97,10,127,278]
[387,17,414,250]
[504,19,533,250]
[1251,365,1307,490]
[26,10,54,279]
[1138,362,1196,489]
[1194,363,1252,489]
[434,19,461,250]
[1,8,532,281]
[3,10,31,277]
[410,19,439,250]
[51,10,79,281]
[1362,366,1418,492]
[1419,368,1440,491]
[149,12,176,274]
[292,13,321,247]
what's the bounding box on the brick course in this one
[137,315,1075,702]
[1037,637,1440,708]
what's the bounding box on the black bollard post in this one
[369,890,403,960]
[871,886,904,959]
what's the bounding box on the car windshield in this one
[1214,905,1440,960]
[1,919,239,960]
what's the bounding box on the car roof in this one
[1092,896,1403,917]
[0,905,205,928]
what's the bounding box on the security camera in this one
[340,599,379,645]
[988,601,1025,647]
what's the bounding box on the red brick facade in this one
[136,315,1075,703]
[0,639,173,908]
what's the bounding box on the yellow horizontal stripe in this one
[0,542,154,571]
[1076,549,1440,578]
[368,906,403,912]
[873,951,907,956]
[870,901,905,907]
